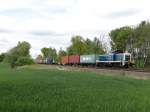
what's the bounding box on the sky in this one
[0,0,150,58]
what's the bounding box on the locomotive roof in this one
[112,50,123,53]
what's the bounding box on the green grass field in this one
[0,63,150,112]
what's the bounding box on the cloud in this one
[30,30,68,36]
[106,9,142,19]
[0,38,10,44]
[0,8,32,16]
[0,7,67,19]
[0,0,149,58]
[0,38,16,53]
[0,28,12,33]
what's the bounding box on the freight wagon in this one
[36,58,54,64]
[61,56,69,65]
[36,59,43,64]
[43,58,53,64]
[80,55,98,65]
[69,55,80,65]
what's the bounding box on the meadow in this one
[0,63,150,112]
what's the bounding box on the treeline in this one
[37,35,106,64]
[109,21,150,67]
[67,36,105,55]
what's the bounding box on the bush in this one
[0,53,6,62]
[15,57,35,66]
[5,41,34,68]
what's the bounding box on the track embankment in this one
[32,64,150,79]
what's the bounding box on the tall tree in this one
[85,38,93,54]
[109,21,150,67]
[109,26,133,51]
[41,48,50,58]
[132,21,150,67]
[41,47,57,63]
[67,36,105,55]
[92,37,105,54]
[67,35,86,55]
[57,48,67,63]
[6,41,34,68]
[0,53,6,62]
[49,48,57,63]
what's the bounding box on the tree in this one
[109,21,150,67]
[41,47,57,63]
[49,48,57,63]
[0,53,6,62]
[15,57,34,66]
[84,38,93,54]
[57,48,67,63]
[67,35,86,55]
[109,26,133,51]
[132,21,150,67]
[92,37,105,54]
[6,41,34,68]
[67,35,106,55]
[41,48,50,58]
[84,37,105,54]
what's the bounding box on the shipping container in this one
[69,55,80,64]
[43,58,53,64]
[36,59,43,64]
[80,55,98,64]
[98,54,114,62]
[61,56,69,65]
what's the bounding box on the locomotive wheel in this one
[124,64,129,68]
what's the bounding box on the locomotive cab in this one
[122,53,131,68]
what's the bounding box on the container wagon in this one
[36,59,43,64]
[80,54,98,66]
[69,55,80,65]
[61,56,69,65]
[43,58,53,64]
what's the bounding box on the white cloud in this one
[0,0,150,58]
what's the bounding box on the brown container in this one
[69,55,80,64]
[61,56,69,65]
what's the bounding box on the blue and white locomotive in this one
[96,51,132,68]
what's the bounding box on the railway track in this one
[41,64,150,73]
[38,64,150,79]
[69,65,150,73]
[64,65,150,79]
[125,68,149,73]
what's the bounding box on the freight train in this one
[36,58,55,64]
[60,51,132,68]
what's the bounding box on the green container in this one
[80,55,98,64]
